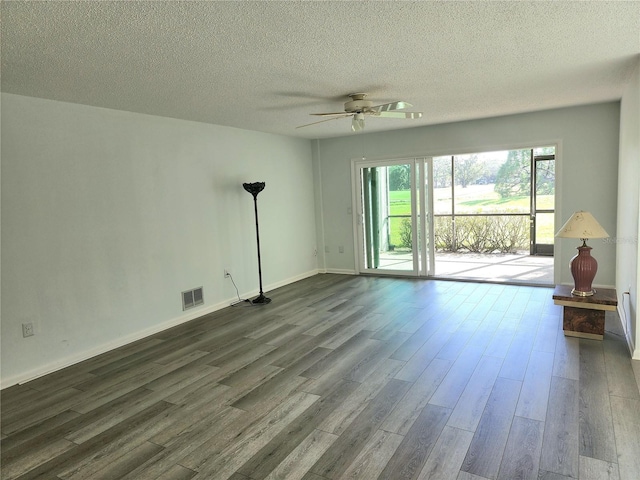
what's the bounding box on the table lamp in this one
[555,211,609,296]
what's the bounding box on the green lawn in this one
[386,184,555,248]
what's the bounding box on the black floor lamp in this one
[243,182,271,305]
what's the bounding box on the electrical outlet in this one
[22,322,34,337]
[224,269,231,278]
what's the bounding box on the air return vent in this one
[182,287,204,311]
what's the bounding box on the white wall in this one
[315,103,620,289]
[1,93,317,387]
[617,57,640,358]
[1,94,628,387]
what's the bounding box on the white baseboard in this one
[1,300,231,389]
[263,269,319,292]
[325,268,357,275]
[616,304,637,359]
[1,269,320,389]
[631,338,640,361]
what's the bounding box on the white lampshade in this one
[555,211,609,239]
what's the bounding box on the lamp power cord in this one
[227,272,254,307]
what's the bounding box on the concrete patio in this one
[434,251,554,285]
[377,250,554,286]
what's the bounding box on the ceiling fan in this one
[296,93,423,132]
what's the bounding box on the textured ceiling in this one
[2,1,639,139]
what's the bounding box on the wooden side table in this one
[552,285,618,340]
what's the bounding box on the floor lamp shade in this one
[243,182,271,305]
[555,211,609,296]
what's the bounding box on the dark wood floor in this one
[2,274,640,480]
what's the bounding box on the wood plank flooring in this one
[2,274,640,480]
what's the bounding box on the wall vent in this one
[182,287,204,311]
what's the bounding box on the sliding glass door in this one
[352,147,555,281]
[353,158,434,276]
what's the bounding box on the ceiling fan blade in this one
[310,112,352,117]
[370,101,412,113]
[296,116,351,129]
[376,111,423,119]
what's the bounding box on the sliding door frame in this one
[351,156,434,277]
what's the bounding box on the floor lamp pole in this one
[243,182,271,305]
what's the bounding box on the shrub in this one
[434,216,455,251]
[456,216,494,253]
[490,215,529,252]
[436,215,528,253]
[395,215,528,253]
[399,218,412,249]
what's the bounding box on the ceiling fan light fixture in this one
[352,113,365,132]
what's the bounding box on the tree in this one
[454,154,485,188]
[433,156,452,188]
[535,160,555,195]
[388,165,410,191]
[494,149,531,198]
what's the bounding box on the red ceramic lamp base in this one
[570,244,598,297]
